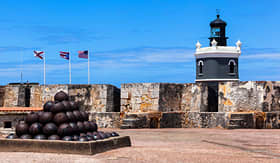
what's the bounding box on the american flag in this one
[60,51,70,60]
[34,51,44,59]
[78,50,88,59]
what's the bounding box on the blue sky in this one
[0,0,279,87]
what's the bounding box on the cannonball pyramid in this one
[6,91,119,141]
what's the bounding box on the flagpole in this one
[88,50,90,85]
[69,52,71,84]
[44,52,46,86]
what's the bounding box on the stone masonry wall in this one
[121,83,208,113]
[3,85,19,107]
[219,81,280,112]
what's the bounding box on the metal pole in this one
[69,52,71,84]
[88,50,90,84]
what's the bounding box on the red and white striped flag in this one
[59,51,70,60]
[34,51,44,59]
[78,50,88,59]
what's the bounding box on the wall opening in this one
[207,82,218,112]
[150,117,159,128]
[25,86,31,107]
[4,121,12,128]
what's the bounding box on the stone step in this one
[229,119,244,126]
[230,113,253,120]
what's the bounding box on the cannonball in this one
[43,101,55,112]
[89,121,98,132]
[66,112,76,122]
[98,132,105,139]
[62,101,71,112]
[79,136,88,142]
[83,121,91,132]
[6,133,18,139]
[73,111,83,121]
[29,122,43,135]
[62,136,73,141]
[51,102,65,113]
[16,121,29,136]
[72,135,79,141]
[69,101,79,111]
[43,123,58,135]
[57,123,73,136]
[77,121,85,133]
[37,111,44,118]
[26,112,39,124]
[20,134,32,139]
[80,111,89,121]
[87,135,93,141]
[104,132,111,138]
[39,112,53,124]
[34,134,47,140]
[69,122,79,134]
[86,132,93,137]
[111,132,119,137]
[80,133,86,137]
[53,112,68,125]
[54,91,68,102]
[48,135,60,140]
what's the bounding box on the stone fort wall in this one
[0,81,280,131]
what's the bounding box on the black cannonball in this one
[69,122,79,134]
[89,121,98,132]
[79,136,88,142]
[83,121,91,132]
[26,112,39,124]
[87,135,93,141]
[57,123,73,136]
[16,121,29,136]
[104,132,111,138]
[37,111,44,118]
[80,111,89,121]
[43,123,57,135]
[111,132,119,137]
[80,133,86,137]
[77,121,85,133]
[66,112,76,122]
[98,132,105,139]
[6,133,18,139]
[34,134,47,140]
[43,101,55,112]
[53,112,68,125]
[48,135,60,140]
[72,135,80,141]
[62,101,71,111]
[86,132,93,137]
[20,134,32,139]
[54,91,68,102]
[73,110,83,121]
[62,136,73,141]
[39,112,53,124]
[69,101,79,111]
[29,122,43,135]
[51,102,65,113]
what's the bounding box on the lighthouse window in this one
[211,27,220,37]
[228,60,236,74]
[198,60,204,74]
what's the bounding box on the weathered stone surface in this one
[3,85,19,107]
[184,112,227,128]
[0,86,5,107]
[160,112,184,128]
[89,112,121,128]
[218,81,280,112]
[0,112,27,134]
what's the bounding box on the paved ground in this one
[1,128,280,163]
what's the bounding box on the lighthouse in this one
[194,13,242,112]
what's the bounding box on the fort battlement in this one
[0,81,280,132]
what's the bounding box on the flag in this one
[60,51,70,60]
[78,50,88,59]
[34,51,44,60]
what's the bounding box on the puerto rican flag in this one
[60,51,70,60]
[34,51,44,60]
[78,50,88,59]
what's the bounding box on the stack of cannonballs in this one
[6,91,119,141]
